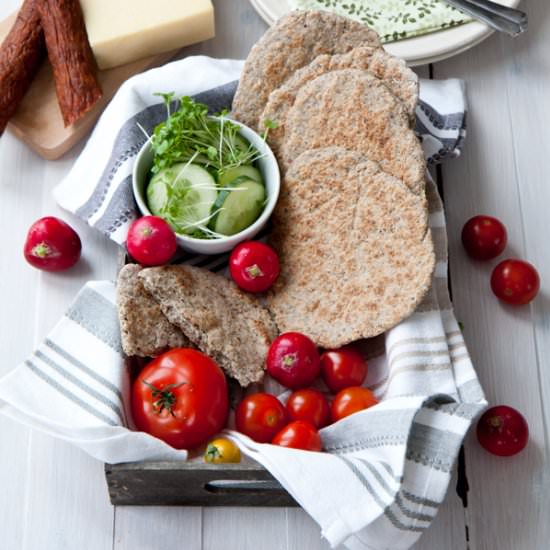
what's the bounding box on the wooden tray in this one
[0,13,175,160]
[105,461,297,506]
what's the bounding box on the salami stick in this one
[37,0,102,127]
[0,0,46,135]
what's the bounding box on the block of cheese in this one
[81,0,215,70]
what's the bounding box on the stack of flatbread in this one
[116,10,435,388]
[233,10,435,349]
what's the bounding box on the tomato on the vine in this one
[461,215,507,260]
[477,405,528,457]
[286,388,331,429]
[272,421,322,452]
[331,387,378,423]
[235,393,287,443]
[229,241,280,293]
[266,332,320,389]
[491,259,540,305]
[131,348,229,450]
[321,347,368,393]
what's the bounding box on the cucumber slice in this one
[214,179,266,236]
[147,163,218,234]
[218,165,262,187]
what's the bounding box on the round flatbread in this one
[261,46,418,157]
[281,69,426,195]
[267,147,434,348]
[231,10,381,131]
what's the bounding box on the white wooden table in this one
[1,0,548,548]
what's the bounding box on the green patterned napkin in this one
[288,0,473,43]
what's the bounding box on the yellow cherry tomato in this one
[204,438,241,464]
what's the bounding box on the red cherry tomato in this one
[266,332,321,389]
[229,241,280,293]
[331,387,378,423]
[286,388,331,429]
[320,347,368,393]
[235,393,287,443]
[24,216,81,271]
[127,216,177,266]
[131,348,229,450]
[490,259,540,305]
[461,215,507,260]
[477,405,529,457]
[272,420,322,452]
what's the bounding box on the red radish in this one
[24,216,81,272]
[127,216,177,266]
[229,241,280,293]
[267,332,321,389]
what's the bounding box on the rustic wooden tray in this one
[105,461,297,506]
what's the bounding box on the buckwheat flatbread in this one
[261,46,418,157]
[267,147,434,348]
[116,264,191,357]
[139,265,278,387]
[232,10,381,131]
[280,69,425,195]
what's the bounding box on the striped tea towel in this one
[0,56,485,550]
[52,56,466,245]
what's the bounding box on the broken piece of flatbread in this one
[138,265,278,387]
[280,69,426,195]
[261,46,418,157]
[116,264,191,357]
[267,147,435,348]
[232,10,381,131]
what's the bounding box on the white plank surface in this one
[433,0,550,547]
[0,0,548,548]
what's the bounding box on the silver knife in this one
[444,0,528,36]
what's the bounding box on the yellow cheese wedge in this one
[81,0,215,70]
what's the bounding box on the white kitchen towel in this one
[0,56,484,550]
[53,56,466,245]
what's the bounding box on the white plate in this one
[248,0,520,66]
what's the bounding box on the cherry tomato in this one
[461,215,507,260]
[127,216,177,266]
[272,421,322,452]
[490,259,540,305]
[229,241,280,293]
[266,332,320,389]
[204,438,241,463]
[321,347,368,393]
[477,405,529,457]
[331,387,378,423]
[24,216,81,271]
[235,393,287,443]
[286,388,331,429]
[131,348,229,450]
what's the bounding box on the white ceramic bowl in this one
[132,118,280,255]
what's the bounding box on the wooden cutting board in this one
[0,13,176,160]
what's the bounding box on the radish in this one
[127,216,177,266]
[24,216,82,272]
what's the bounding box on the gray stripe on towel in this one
[338,456,427,533]
[35,349,124,423]
[45,338,123,401]
[406,423,464,472]
[24,360,118,427]
[65,287,122,354]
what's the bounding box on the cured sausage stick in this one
[0,0,46,135]
[37,0,102,127]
